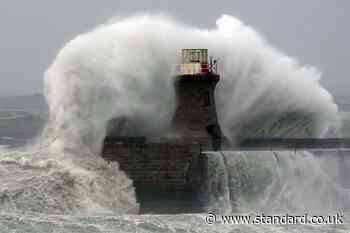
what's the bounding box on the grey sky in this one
[0,0,349,97]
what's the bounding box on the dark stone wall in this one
[103,140,204,191]
[102,139,207,213]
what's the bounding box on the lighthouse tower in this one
[172,49,222,150]
[103,49,224,213]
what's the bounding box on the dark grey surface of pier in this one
[232,138,350,151]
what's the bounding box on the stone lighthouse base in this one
[102,137,214,214]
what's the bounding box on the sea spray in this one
[46,14,339,142]
[203,150,350,214]
[0,148,139,214]
[201,152,232,214]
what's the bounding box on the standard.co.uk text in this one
[204,212,344,225]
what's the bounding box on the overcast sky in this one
[0,0,349,97]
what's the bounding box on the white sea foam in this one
[204,150,350,214]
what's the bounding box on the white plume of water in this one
[0,14,341,215]
[206,150,350,214]
[46,14,339,143]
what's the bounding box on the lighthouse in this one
[172,49,222,150]
[103,49,224,213]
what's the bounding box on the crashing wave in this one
[0,14,341,215]
[0,148,138,214]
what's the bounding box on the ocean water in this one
[1,212,349,233]
[1,140,349,232]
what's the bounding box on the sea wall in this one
[102,139,208,190]
[102,139,210,213]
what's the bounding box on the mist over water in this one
[0,14,346,228]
